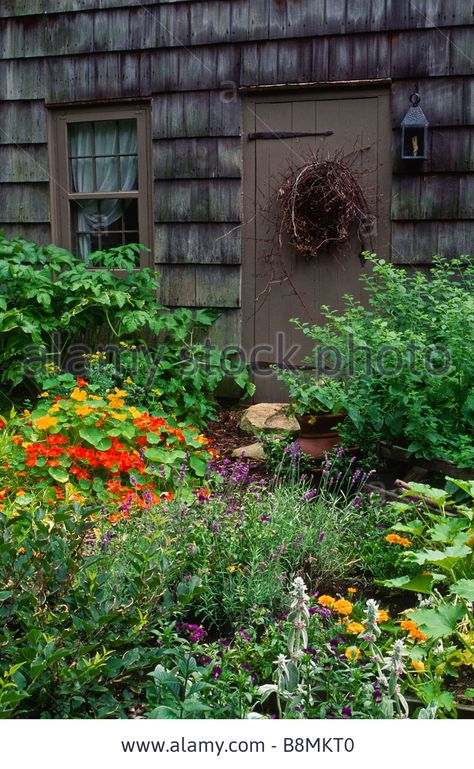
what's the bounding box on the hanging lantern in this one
[401,92,429,160]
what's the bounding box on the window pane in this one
[68,119,138,193]
[71,198,139,262]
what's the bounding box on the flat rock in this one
[239,403,299,436]
[231,443,266,460]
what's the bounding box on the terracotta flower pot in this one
[296,411,347,438]
[296,411,347,461]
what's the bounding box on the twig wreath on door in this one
[275,150,373,259]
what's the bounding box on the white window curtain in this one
[69,120,138,259]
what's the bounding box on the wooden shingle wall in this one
[0,0,473,343]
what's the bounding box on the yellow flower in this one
[108,397,125,410]
[75,404,94,417]
[23,409,31,417]
[17,546,25,555]
[376,610,390,624]
[411,660,425,673]
[227,565,237,572]
[347,587,358,595]
[333,599,353,616]
[345,646,360,662]
[21,441,32,448]
[129,406,143,419]
[317,595,335,608]
[48,404,61,413]
[345,622,365,635]
[40,392,49,398]
[110,411,127,421]
[386,533,412,547]
[16,489,26,497]
[71,388,87,402]
[124,377,134,385]
[35,415,58,430]
[89,394,103,401]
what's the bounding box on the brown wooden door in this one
[242,87,391,401]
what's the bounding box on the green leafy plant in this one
[275,370,347,416]
[285,256,474,466]
[0,233,254,424]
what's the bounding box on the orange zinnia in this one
[386,533,412,547]
[333,599,353,616]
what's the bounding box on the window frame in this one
[48,102,153,269]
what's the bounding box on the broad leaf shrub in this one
[0,235,159,391]
[0,233,254,425]
[286,256,474,466]
[0,379,215,515]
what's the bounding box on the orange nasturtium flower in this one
[34,415,58,430]
[345,646,361,662]
[386,533,412,547]
[71,388,87,402]
[333,599,353,616]
[411,660,425,673]
[75,404,95,417]
[317,595,335,608]
[376,610,390,624]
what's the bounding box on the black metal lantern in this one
[401,92,429,160]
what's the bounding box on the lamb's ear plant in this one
[255,577,310,718]
[360,600,411,719]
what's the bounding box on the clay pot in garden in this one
[296,411,347,460]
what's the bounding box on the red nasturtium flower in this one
[0,382,214,515]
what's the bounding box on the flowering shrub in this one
[0,379,215,518]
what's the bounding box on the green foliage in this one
[0,233,254,425]
[286,256,474,466]
[0,234,160,391]
[274,369,347,416]
[382,478,474,598]
[257,432,314,481]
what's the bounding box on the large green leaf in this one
[380,573,441,594]
[189,453,207,477]
[410,603,467,639]
[450,579,474,602]
[79,427,112,451]
[47,466,70,484]
[409,544,472,569]
[402,483,450,505]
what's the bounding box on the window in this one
[49,104,153,268]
